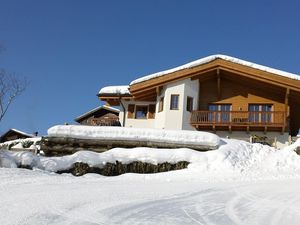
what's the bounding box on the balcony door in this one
[208,104,231,122]
[248,104,272,123]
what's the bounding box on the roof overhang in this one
[97,85,133,105]
[129,58,300,99]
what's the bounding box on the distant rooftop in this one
[75,105,120,122]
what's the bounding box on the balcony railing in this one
[190,111,285,128]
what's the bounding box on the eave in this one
[129,58,300,98]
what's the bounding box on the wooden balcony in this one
[190,111,286,132]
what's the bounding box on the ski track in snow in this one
[102,184,300,225]
[1,169,300,225]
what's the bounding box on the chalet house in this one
[75,105,120,126]
[98,54,300,148]
[0,129,35,143]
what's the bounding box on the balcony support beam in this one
[284,88,290,133]
[217,69,221,100]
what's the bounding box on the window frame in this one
[135,105,149,119]
[170,94,179,110]
[186,96,194,112]
[208,103,232,122]
[248,104,273,123]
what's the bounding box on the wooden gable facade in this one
[75,106,120,126]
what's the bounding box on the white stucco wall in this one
[182,79,199,130]
[154,86,166,129]
[154,78,198,130]
[156,80,185,130]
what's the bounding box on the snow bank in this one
[130,54,300,85]
[98,85,130,95]
[0,150,41,168]
[40,148,198,172]
[47,125,220,147]
[2,138,300,179]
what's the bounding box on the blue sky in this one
[0,0,300,135]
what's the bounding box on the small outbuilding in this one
[0,129,35,143]
[75,105,120,126]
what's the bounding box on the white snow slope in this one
[1,138,300,225]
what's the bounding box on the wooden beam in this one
[285,88,290,117]
[217,69,221,100]
[198,80,201,110]
[133,90,157,101]
[156,86,163,96]
[284,88,290,133]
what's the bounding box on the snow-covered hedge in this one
[0,137,41,151]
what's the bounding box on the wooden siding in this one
[195,72,289,132]
[77,110,119,126]
[199,76,285,112]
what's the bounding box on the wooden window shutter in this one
[148,104,156,119]
[127,104,135,119]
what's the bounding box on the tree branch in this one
[0,69,28,122]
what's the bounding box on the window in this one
[248,104,272,123]
[148,104,156,119]
[208,104,232,122]
[135,105,148,119]
[127,104,135,119]
[170,95,179,110]
[159,97,164,112]
[186,96,193,112]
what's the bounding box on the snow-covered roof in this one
[98,85,131,96]
[1,128,34,138]
[75,105,120,121]
[130,54,300,85]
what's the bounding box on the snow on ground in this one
[1,138,300,224]
[130,54,300,85]
[2,168,300,225]
[48,125,220,148]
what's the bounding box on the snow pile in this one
[40,148,202,172]
[47,125,220,147]
[2,138,300,179]
[130,54,300,85]
[98,85,131,95]
[0,150,41,168]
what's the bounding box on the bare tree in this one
[0,65,28,123]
